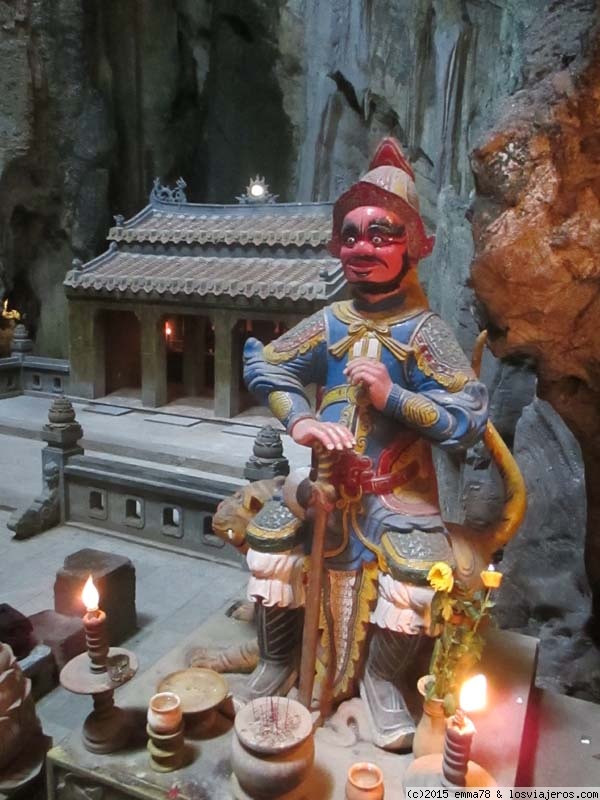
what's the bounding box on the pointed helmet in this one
[330,137,435,262]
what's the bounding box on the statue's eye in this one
[344,235,356,246]
[372,235,383,246]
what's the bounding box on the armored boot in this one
[360,626,430,752]
[238,602,301,702]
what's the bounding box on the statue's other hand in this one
[290,418,355,452]
[344,357,393,411]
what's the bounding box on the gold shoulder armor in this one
[263,311,326,365]
[410,313,476,392]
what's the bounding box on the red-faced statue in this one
[339,205,410,293]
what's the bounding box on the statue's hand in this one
[290,418,355,451]
[344,357,393,411]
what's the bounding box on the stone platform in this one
[46,607,538,799]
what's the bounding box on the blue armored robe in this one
[243,280,488,580]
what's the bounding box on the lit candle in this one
[480,563,503,589]
[82,575,109,673]
[442,674,487,787]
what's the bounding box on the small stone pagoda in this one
[64,181,345,417]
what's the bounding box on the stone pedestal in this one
[54,549,137,646]
[8,396,82,538]
[10,323,33,357]
[244,425,290,481]
[42,396,84,524]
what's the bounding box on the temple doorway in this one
[163,313,214,404]
[103,310,141,395]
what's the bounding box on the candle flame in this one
[82,575,99,612]
[487,563,495,571]
[460,674,487,713]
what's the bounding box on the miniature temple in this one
[65,182,345,417]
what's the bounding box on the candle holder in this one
[404,675,495,790]
[404,709,495,789]
[59,647,138,754]
[403,745,496,789]
[59,574,138,753]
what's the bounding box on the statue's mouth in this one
[345,257,386,279]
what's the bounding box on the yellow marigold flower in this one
[427,562,454,593]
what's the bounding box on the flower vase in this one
[412,676,447,758]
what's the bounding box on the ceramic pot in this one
[412,675,447,758]
[147,692,182,734]
[231,697,314,799]
[345,762,384,800]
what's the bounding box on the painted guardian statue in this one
[238,139,488,750]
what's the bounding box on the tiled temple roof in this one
[109,206,332,248]
[64,252,344,302]
[67,192,344,307]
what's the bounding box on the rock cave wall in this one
[0,0,598,697]
[470,0,600,697]
[0,0,547,355]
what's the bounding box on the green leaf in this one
[443,693,457,716]
[430,592,443,621]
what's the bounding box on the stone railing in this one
[0,324,70,398]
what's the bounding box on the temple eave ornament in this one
[236,175,278,204]
[150,176,188,205]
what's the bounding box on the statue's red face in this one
[340,206,409,290]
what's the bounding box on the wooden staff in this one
[297,450,335,711]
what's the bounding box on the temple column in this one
[213,311,240,418]
[182,315,207,397]
[68,302,105,399]
[139,307,167,407]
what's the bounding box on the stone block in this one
[54,548,137,645]
[28,610,86,671]
[18,643,56,700]
[0,604,35,659]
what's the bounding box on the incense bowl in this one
[231,697,314,799]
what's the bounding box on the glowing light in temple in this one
[249,182,265,197]
[2,299,21,321]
